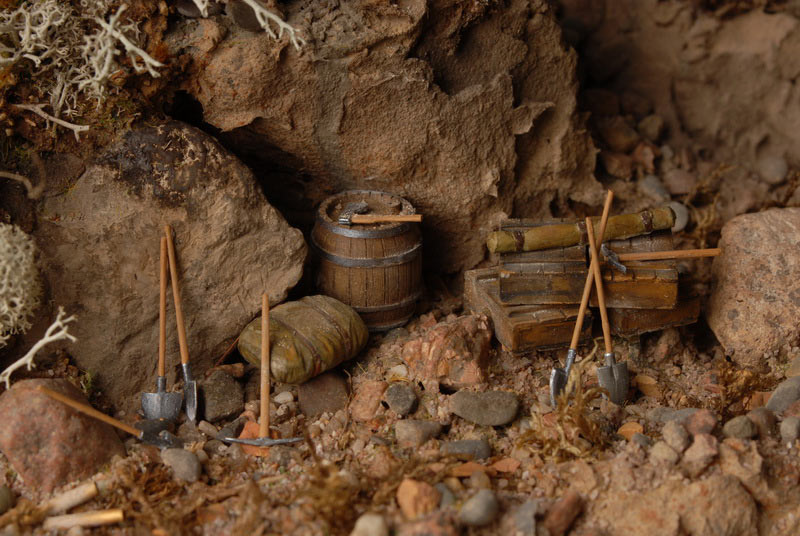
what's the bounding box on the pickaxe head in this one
[337,201,369,226]
[600,243,627,274]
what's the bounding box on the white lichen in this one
[0,170,43,200]
[13,103,90,142]
[0,224,42,349]
[191,0,306,50]
[0,1,163,120]
[0,307,77,389]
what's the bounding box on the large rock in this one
[707,209,800,367]
[0,379,125,493]
[401,315,491,388]
[172,0,599,272]
[34,121,306,408]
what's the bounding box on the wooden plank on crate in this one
[464,268,592,353]
[609,295,701,337]
[498,261,679,309]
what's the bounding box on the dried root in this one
[235,0,306,50]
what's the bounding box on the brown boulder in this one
[31,121,306,409]
[707,208,800,367]
[401,314,491,389]
[172,0,599,273]
[0,379,125,493]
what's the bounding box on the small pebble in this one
[203,439,227,455]
[450,390,519,426]
[244,400,260,415]
[349,512,389,536]
[161,449,202,482]
[458,489,499,527]
[388,364,409,378]
[384,383,417,416]
[685,409,717,436]
[631,433,652,448]
[441,439,491,460]
[650,441,679,465]
[756,155,788,185]
[543,489,583,536]
[662,420,689,452]
[668,202,689,233]
[509,500,539,536]
[197,420,218,437]
[747,407,777,438]
[395,420,442,448]
[274,391,294,405]
[780,416,800,443]
[225,443,246,463]
[639,175,670,203]
[195,449,209,463]
[435,483,456,508]
[468,470,491,490]
[638,114,664,142]
[722,415,757,439]
[216,419,245,441]
[766,377,800,414]
[0,486,14,516]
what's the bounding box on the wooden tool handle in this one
[37,386,141,437]
[260,293,270,438]
[350,214,422,224]
[159,237,168,378]
[586,218,613,355]
[617,248,720,261]
[569,190,614,350]
[164,225,191,367]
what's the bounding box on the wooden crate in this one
[497,228,677,309]
[609,295,701,337]
[464,268,592,353]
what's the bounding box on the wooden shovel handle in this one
[569,190,614,350]
[616,248,720,261]
[164,225,191,367]
[586,218,613,355]
[260,293,270,438]
[159,237,168,378]
[37,386,141,437]
[350,214,422,224]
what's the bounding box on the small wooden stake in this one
[349,214,422,224]
[42,482,98,515]
[260,293,270,438]
[43,509,123,530]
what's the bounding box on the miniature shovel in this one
[222,294,302,448]
[141,237,182,421]
[549,190,614,407]
[38,386,182,448]
[586,217,629,405]
[164,224,197,423]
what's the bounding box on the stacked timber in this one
[467,208,700,353]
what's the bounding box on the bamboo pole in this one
[616,248,720,261]
[43,509,123,530]
[260,293,270,438]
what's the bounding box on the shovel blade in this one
[549,368,567,408]
[221,436,304,447]
[141,430,183,449]
[598,362,630,405]
[184,381,198,423]
[141,392,183,421]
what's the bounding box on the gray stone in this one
[639,175,670,203]
[647,406,699,424]
[668,201,689,233]
[757,155,788,185]
[681,434,718,477]
[32,121,305,410]
[203,439,227,456]
[746,407,777,437]
[201,371,244,423]
[274,391,294,405]
[349,513,389,536]
[662,420,689,452]
[650,441,679,465]
[0,486,14,516]
[297,372,349,417]
[509,500,538,536]
[767,377,800,414]
[435,483,456,508]
[442,439,491,460]
[631,433,652,448]
[384,383,417,416]
[161,448,201,482]
[395,420,442,448]
[780,416,800,443]
[458,489,499,527]
[707,208,800,368]
[197,420,218,437]
[451,390,519,426]
[723,416,757,439]
[597,116,640,153]
[215,418,244,441]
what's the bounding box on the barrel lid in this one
[316,189,417,239]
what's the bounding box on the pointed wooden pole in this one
[260,293,270,438]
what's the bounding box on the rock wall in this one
[171,0,600,272]
[561,0,800,219]
[31,121,306,408]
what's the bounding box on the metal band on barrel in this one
[311,242,422,268]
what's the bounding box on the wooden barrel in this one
[311,190,422,332]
